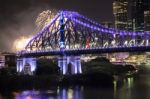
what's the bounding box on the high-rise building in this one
[131,0,150,32]
[113,0,150,32]
[144,10,150,32]
[127,20,133,31]
[113,0,128,30]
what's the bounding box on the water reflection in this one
[15,90,57,99]
[2,76,150,99]
[114,77,134,99]
[14,85,113,99]
[14,86,83,99]
[59,86,83,99]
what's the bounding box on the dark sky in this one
[0,0,114,51]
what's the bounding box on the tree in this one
[35,58,60,75]
[82,57,115,75]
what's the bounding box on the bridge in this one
[17,11,150,75]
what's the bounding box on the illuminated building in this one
[144,10,150,31]
[127,20,133,31]
[113,0,150,32]
[113,0,128,30]
[113,0,130,62]
[131,0,150,32]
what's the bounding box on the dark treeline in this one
[82,57,136,76]
[0,57,137,90]
[0,57,137,76]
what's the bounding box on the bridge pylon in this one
[17,57,37,75]
[58,56,82,75]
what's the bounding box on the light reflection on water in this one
[14,86,83,99]
[58,86,83,99]
[15,90,55,99]
[113,77,134,99]
[13,85,114,99]
[2,76,150,99]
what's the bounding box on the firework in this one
[35,10,55,29]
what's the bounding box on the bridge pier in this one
[58,56,82,75]
[17,57,37,75]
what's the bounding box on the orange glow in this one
[14,36,32,51]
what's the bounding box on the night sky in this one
[0,0,114,51]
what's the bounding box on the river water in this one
[1,74,150,99]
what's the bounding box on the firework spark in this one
[35,10,55,30]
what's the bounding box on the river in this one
[1,74,150,99]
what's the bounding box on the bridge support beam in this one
[17,57,37,75]
[58,56,82,75]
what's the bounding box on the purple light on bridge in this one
[25,13,60,49]
[24,10,150,53]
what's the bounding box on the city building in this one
[131,0,150,32]
[112,0,150,64]
[0,52,16,68]
[144,10,150,31]
[113,0,128,30]
[112,0,131,63]
[113,0,150,32]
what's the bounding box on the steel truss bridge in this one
[17,11,150,75]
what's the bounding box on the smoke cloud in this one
[0,0,57,52]
[0,0,113,52]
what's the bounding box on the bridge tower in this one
[58,56,82,75]
[59,11,65,50]
[58,11,82,75]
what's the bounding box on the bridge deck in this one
[18,46,150,57]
